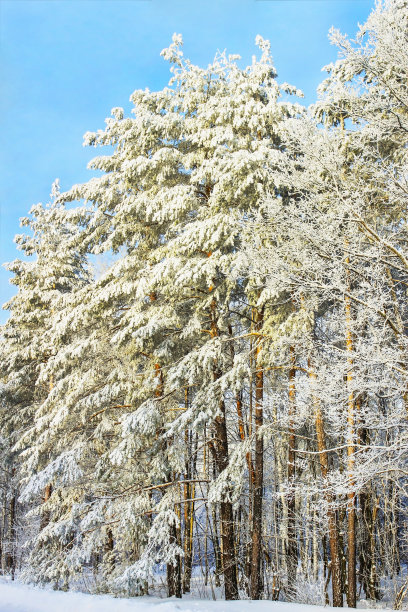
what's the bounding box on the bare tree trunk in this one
[250,306,264,600]
[358,423,380,603]
[246,338,254,592]
[235,393,255,488]
[345,254,357,608]
[211,501,222,588]
[182,397,196,593]
[214,404,239,600]
[368,500,380,601]
[310,362,343,607]
[210,297,238,600]
[228,322,254,597]
[167,519,182,598]
[182,478,193,593]
[287,345,297,594]
[0,495,4,575]
[312,507,319,582]
[5,492,16,580]
[235,391,254,595]
[104,527,115,578]
[1,495,7,575]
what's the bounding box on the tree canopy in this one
[1,1,407,607]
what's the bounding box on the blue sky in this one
[1,0,373,321]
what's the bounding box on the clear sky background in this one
[1,0,374,322]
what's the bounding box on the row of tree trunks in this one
[143,279,382,604]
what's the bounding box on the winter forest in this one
[1,0,407,608]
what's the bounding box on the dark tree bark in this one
[167,521,182,598]
[210,297,239,600]
[286,346,297,595]
[104,527,115,575]
[183,414,197,593]
[5,493,16,580]
[211,501,222,588]
[250,306,264,600]
[213,404,239,600]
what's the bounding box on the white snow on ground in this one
[0,580,390,612]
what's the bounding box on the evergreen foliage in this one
[1,1,407,606]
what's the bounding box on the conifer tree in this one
[1,2,407,605]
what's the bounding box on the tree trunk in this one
[151,345,182,598]
[235,392,255,488]
[183,480,193,593]
[214,404,239,600]
[345,254,357,608]
[235,391,254,595]
[1,495,7,575]
[211,502,222,588]
[358,426,380,601]
[368,500,380,600]
[210,297,239,600]
[167,519,182,598]
[182,399,196,593]
[310,362,343,607]
[104,527,115,575]
[5,493,16,580]
[286,345,297,595]
[250,306,264,600]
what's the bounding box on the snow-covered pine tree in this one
[1,183,92,586]
[26,34,303,599]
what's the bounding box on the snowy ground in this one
[0,580,393,612]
